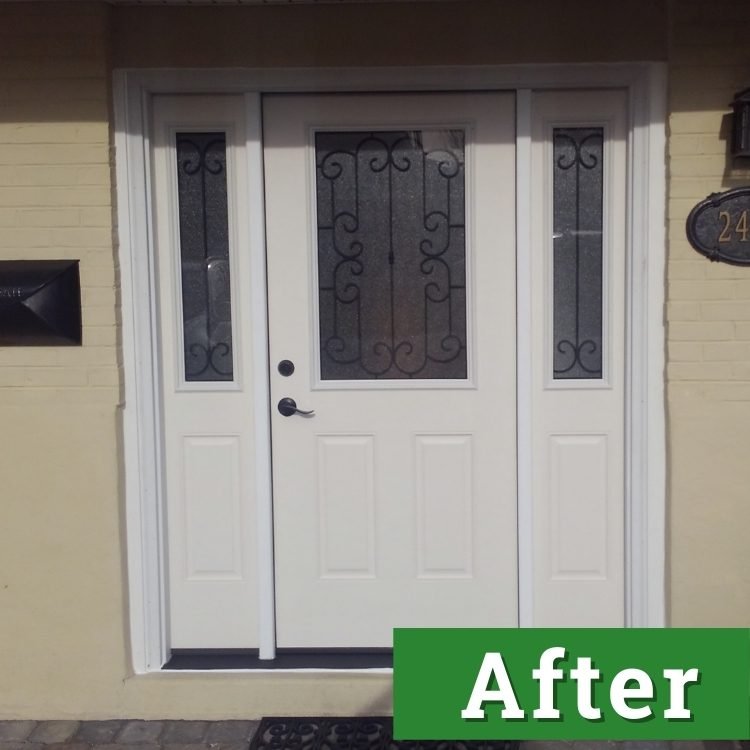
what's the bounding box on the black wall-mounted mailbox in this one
[0,260,82,346]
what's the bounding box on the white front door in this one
[150,87,631,653]
[263,93,518,647]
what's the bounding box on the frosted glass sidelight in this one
[552,127,604,380]
[175,132,234,382]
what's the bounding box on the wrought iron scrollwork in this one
[552,128,604,379]
[175,133,234,382]
[316,130,467,380]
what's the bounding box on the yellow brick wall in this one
[0,2,118,397]
[0,0,130,717]
[666,0,750,624]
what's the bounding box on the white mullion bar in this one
[246,92,277,659]
[515,89,534,628]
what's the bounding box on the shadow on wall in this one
[110,0,668,70]
[0,0,669,129]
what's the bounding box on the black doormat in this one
[248,717,520,750]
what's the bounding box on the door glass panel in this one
[552,127,604,380]
[315,129,467,380]
[175,132,234,382]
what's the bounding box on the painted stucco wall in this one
[0,0,746,720]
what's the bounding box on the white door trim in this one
[515,88,534,627]
[113,63,667,673]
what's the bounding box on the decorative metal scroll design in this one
[175,132,234,381]
[316,130,467,380]
[552,127,604,379]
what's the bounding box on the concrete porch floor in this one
[0,722,747,750]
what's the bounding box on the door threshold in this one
[164,648,393,670]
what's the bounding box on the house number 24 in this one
[719,209,749,242]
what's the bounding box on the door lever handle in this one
[277,397,315,417]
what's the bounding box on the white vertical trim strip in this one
[624,78,639,628]
[645,64,668,627]
[115,71,169,672]
[625,64,667,627]
[141,85,172,668]
[246,93,277,659]
[515,89,534,627]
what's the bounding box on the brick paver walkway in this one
[0,721,258,750]
[0,723,746,750]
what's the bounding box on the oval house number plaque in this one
[686,186,750,265]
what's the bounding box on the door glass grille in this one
[175,132,234,382]
[315,129,467,380]
[552,127,604,380]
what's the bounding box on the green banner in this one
[393,628,750,740]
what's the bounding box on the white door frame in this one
[113,63,667,673]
